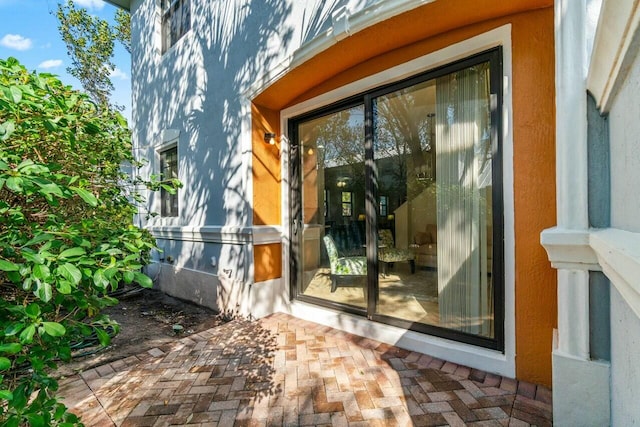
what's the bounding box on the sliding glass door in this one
[291,104,367,310]
[290,48,503,349]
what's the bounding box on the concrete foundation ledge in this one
[552,350,610,426]
[150,263,221,311]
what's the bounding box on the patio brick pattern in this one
[58,313,552,426]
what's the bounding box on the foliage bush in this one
[0,57,176,426]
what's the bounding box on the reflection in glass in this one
[298,106,366,308]
[161,0,191,53]
[374,62,494,338]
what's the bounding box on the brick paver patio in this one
[58,313,552,426]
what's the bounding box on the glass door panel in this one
[297,105,366,308]
[373,61,495,338]
[290,49,502,348]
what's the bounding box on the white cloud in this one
[38,59,63,69]
[110,67,128,80]
[0,34,33,51]
[73,0,105,10]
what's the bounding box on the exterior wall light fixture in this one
[264,132,276,145]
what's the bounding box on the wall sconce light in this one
[358,214,366,221]
[264,132,276,145]
[336,176,350,188]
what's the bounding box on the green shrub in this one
[0,57,174,425]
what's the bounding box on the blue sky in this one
[0,0,131,121]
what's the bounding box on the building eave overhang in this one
[587,0,640,113]
[104,0,130,11]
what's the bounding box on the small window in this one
[161,0,191,53]
[379,195,388,216]
[160,147,178,217]
[341,191,352,217]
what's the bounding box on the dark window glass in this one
[162,0,191,53]
[160,147,178,217]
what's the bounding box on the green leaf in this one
[42,322,66,337]
[123,270,134,284]
[33,263,50,280]
[0,343,22,354]
[19,324,35,344]
[26,414,45,427]
[23,233,54,247]
[0,120,15,141]
[5,176,23,192]
[84,122,101,134]
[25,302,41,318]
[0,258,19,272]
[0,357,10,371]
[34,281,53,302]
[95,328,111,347]
[70,186,98,206]
[57,263,82,285]
[58,345,71,362]
[22,251,44,264]
[57,280,72,294]
[58,247,86,259]
[9,85,22,103]
[44,119,58,131]
[123,241,140,253]
[4,322,25,336]
[35,181,64,197]
[133,271,153,288]
[160,183,174,193]
[16,159,34,170]
[10,383,27,411]
[93,269,109,289]
[0,390,13,400]
[103,267,118,279]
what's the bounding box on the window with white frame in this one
[161,0,191,53]
[160,147,178,217]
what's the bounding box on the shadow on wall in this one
[133,0,294,313]
[132,0,377,314]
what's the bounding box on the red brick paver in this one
[58,313,552,426]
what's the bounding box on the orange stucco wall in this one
[254,243,282,282]
[510,9,557,387]
[252,104,282,281]
[251,1,556,386]
[252,103,281,226]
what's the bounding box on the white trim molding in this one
[149,225,252,243]
[155,136,178,153]
[540,227,600,270]
[548,2,613,424]
[591,228,640,318]
[541,227,640,319]
[587,0,640,112]
[149,225,282,245]
[252,225,283,245]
